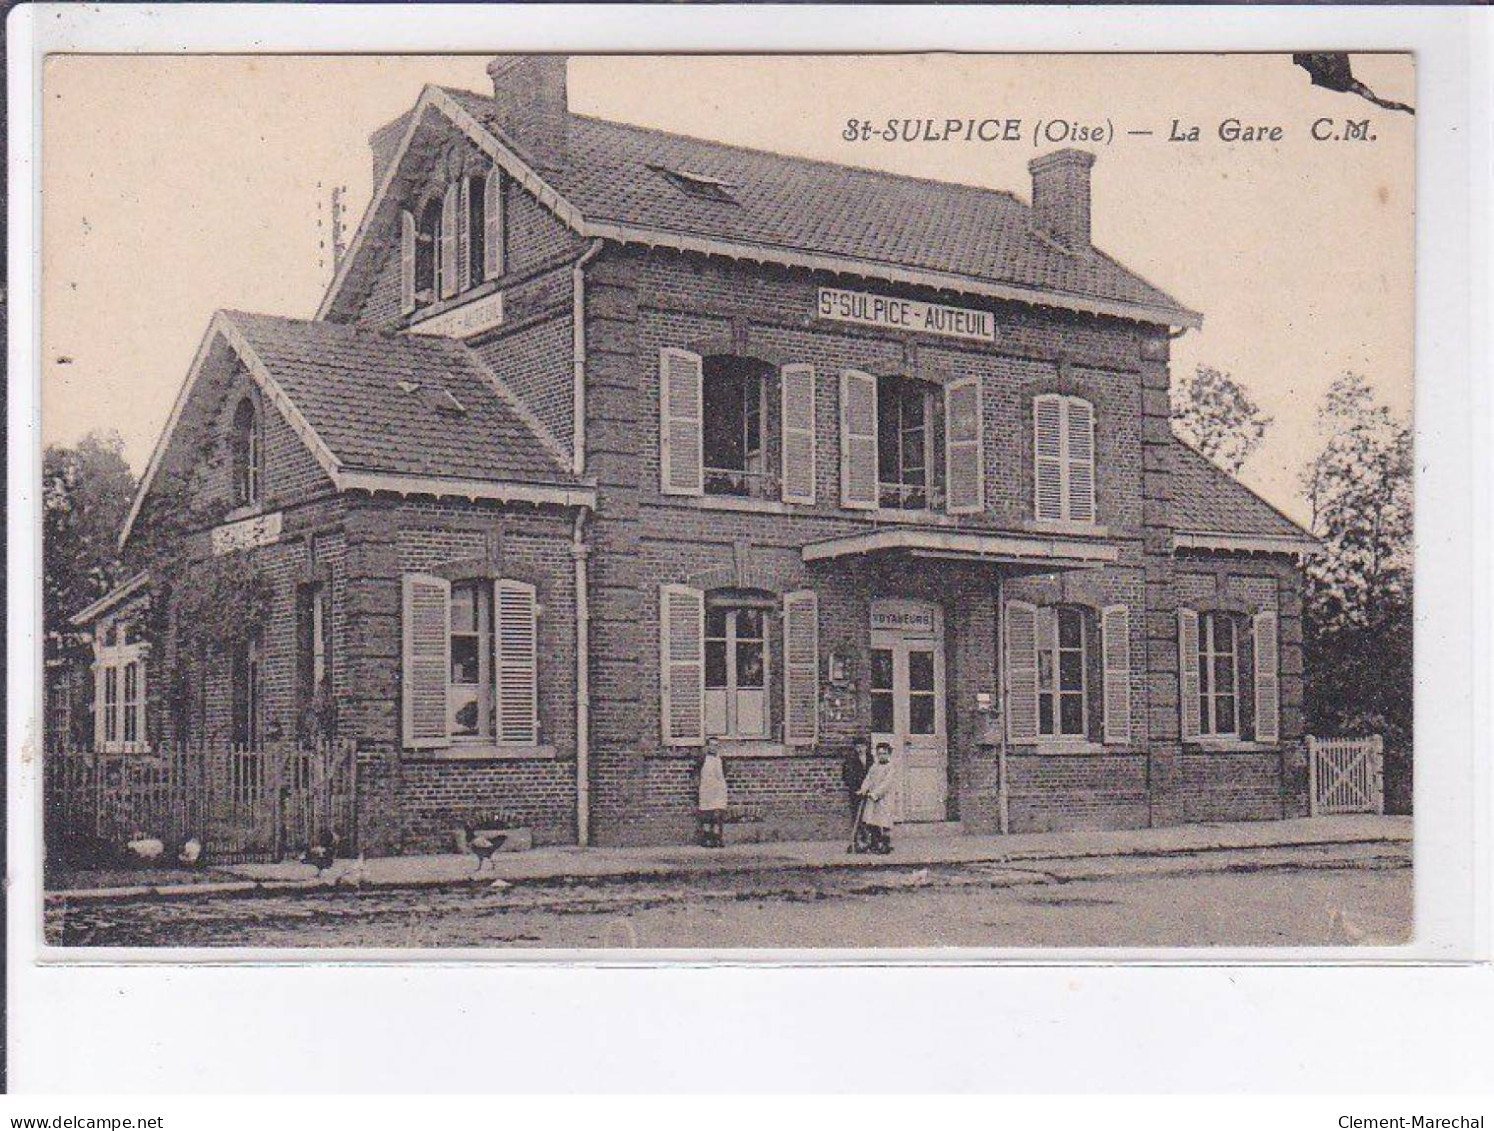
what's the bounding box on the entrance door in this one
[870,600,948,823]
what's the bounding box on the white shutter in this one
[1034,395,1064,520]
[660,584,705,746]
[659,349,704,496]
[1005,601,1039,743]
[399,210,416,315]
[783,590,820,746]
[438,182,458,299]
[780,364,817,504]
[494,580,538,745]
[1253,610,1280,744]
[840,369,879,510]
[1102,604,1132,744]
[456,177,472,291]
[1178,607,1201,741]
[1065,398,1096,523]
[92,659,105,751]
[402,573,452,749]
[483,167,504,280]
[945,377,984,514]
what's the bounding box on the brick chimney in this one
[1028,148,1096,252]
[369,109,414,188]
[486,54,569,170]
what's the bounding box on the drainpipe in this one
[572,239,605,477]
[995,573,1010,836]
[572,507,592,847]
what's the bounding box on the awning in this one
[801,527,1119,570]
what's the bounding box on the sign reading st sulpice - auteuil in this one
[816,287,997,344]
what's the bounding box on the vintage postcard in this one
[36,50,1415,951]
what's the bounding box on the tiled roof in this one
[225,311,572,485]
[439,88,1197,324]
[1170,437,1312,541]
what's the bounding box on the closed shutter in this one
[494,580,538,745]
[945,377,984,514]
[1065,398,1096,523]
[1253,610,1280,743]
[1102,605,1132,744]
[783,590,820,745]
[483,167,504,280]
[660,584,705,746]
[399,210,416,315]
[402,573,452,749]
[840,369,878,510]
[659,349,704,496]
[780,364,817,504]
[1005,600,1039,743]
[1178,608,1201,741]
[1034,395,1064,520]
[438,182,458,299]
[456,177,472,291]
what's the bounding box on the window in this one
[704,601,769,739]
[1197,612,1239,737]
[231,397,261,508]
[103,665,119,746]
[703,358,770,498]
[401,575,539,750]
[94,613,149,753]
[232,633,262,748]
[1037,606,1088,738]
[466,174,486,289]
[404,167,501,315]
[878,375,941,510]
[1033,394,1096,523]
[298,582,334,741]
[870,648,894,734]
[415,197,441,302]
[649,164,737,203]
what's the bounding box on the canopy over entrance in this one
[801,527,1118,573]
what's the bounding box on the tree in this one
[42,431,137,661]
[1170,364,1273,474]
[1298,373,1413,808]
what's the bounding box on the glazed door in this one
[869,601,948,823]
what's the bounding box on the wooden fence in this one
[44,740,357,864]
[1308,735,1385,816]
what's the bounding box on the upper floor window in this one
[231,397,261,508]
[1033,394,1095,523]
[877,374,943,511]
[703,357,771,499]
[401,166,505,317]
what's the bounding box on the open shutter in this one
[92,660,105,751]
[783,590,820,746]
[494,580,538,745]
[1065,398,1096,523]
[483,167,504,280]
[659,349,704,496]
[1178,608,1201,741]
[456,177,472,291]
[1253,610,1280,743]
[399,210,416,315]
[1005,600,1039,743]
[780,364,817,504]
[1034,395,1064,520]
[945,377,984,514]
[1101,605,1132,744]
[839,369,878,510]
[402,573,452,750]
[660,584,705,746]
[438,182,458,299]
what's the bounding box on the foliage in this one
[1170,364,1273,474]
[1298,372,1413,768]
[43,431,137,660]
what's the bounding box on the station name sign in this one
[410,291,505,340]
[212,511,283,556]
[817,287,997,344]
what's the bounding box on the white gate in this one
[1308,736,1385,816]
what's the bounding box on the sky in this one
[41,53,1415,525]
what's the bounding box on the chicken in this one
[177,837,204,867]
[125,834,165,864]
[300,830,339,877]
[464,824,508,873]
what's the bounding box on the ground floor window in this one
[1198,611,1239,737]
[232,633,262,748]
[1037,605,1088,738]
[705,599,769,739]
[94,612,149,753]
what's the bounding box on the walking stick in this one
[847,795,867,854]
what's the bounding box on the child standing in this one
[858,742,897,855]
[842,738,873,853]
[696,738,729,848]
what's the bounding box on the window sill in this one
[713,739,788,758]
[683,495,794,516]
[222,503,266,524]
[1186,739,1279,753]
[1021,519,1111,538]
[406,279,503,328]
[406,743,557,762]
[1029,739,1107,755]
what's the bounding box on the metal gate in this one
[1308,735,1385,816]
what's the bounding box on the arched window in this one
[231,397,261,507]
[415,196,441,302]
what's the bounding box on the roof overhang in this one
[339,470,596,509]
[318,88,1202,332]
[802,527,1120,569]
[69,572,152,627]
[1173,531,1319,558]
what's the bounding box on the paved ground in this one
[44,838,1411,949]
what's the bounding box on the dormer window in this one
[231,397,261,507]
[401,166,505,318]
